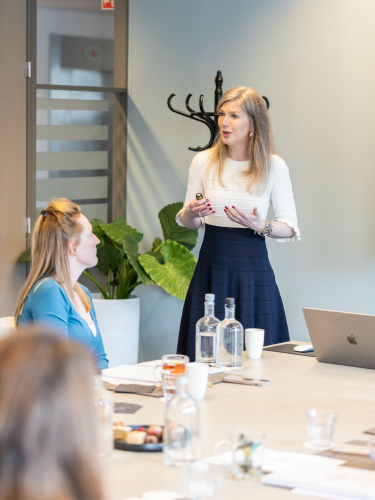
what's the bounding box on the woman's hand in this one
[185,198,214,219]
[224,205,265,232]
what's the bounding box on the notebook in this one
[262,464,375,500]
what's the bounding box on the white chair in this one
[0,317,16,337]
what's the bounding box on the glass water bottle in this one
[196,293,220,363]
[216,298,244,369]
[94,375,114,458]
[163,376,200,467]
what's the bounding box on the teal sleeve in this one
[31,285,70,337]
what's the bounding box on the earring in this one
[249,132,253,138]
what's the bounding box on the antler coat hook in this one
[167,71,270,152]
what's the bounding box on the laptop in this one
[303,307,375,370]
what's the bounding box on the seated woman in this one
[15,198,108,369]
[0,330,103,500]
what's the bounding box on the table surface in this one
[101,342,375,500]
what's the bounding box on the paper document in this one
[262,464,375,500]
[102,360,229,387]
[205,449,345,472]
[291,488,360,500]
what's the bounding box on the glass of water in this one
[188,461,225,500]
[306,409,338,449]
[215,430,266,478]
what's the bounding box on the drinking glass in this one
[153,354,189,399]
[306,409,338,449]
[215,430,266,478]
[188,461,225,499]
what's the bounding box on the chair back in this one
[0,317,16,337]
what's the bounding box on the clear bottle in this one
[196,293,220,364]
[216,297,244,369]
[163,376,200,467]
[94,375,114,458]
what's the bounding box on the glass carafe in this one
[94,375,114,457]
[196,293,220,364]
[163,376,200,467]
[216,298,243,369]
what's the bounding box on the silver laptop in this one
[303,307,375,370]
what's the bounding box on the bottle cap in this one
[225,297,235,306]
[205,293,215,303]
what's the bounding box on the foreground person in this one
[177,86,300,360]
[15,198,108,369]
[0,330,103,500]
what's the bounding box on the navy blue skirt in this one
[177,224,290,360]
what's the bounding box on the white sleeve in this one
[271,160,301,242]
[176,154,204,228]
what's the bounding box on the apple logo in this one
[347,335,357,346]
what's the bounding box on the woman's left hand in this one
[224,205,265,232]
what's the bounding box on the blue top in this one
[19,278,108,370]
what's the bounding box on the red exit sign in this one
[102,0,114,9]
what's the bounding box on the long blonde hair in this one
[0,329,103,500]
[15,198,91,325]
[208,86,276,194]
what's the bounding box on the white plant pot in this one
[92,294,140,367]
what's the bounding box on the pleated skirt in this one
[177,224,290,361]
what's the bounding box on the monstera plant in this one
[84,202,198,301]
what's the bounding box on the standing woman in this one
[15,198,108,370]
[176,86,300,360]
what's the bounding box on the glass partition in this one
[36,89,113,221]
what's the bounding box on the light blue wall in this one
[127,0,375,361]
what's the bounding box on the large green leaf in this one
[123,233,153,285]
[18,249,31,262]
[151,237,163,251]
[158,202,198,251]
[139,240,197,301]
[96,245,121,276]
[101,219,143,246]
[91,218,105,238]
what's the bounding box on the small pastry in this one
[144,435,158,444]
[147,425,163,439]
[113,425,132,441]
[125,430,147,445]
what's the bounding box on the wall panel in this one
[0,0,27,315]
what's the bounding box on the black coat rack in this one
[167,70,270,152]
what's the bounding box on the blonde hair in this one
[15,198,91,325]
[207,86,276,194]
[0,329,103,500]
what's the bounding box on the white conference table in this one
[101,342,375,499]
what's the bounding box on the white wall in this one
[127,0,375,361]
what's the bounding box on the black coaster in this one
[263,343,315,357]
[114,402,142,414]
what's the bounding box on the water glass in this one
[306,409,338,449]
[215,430,266,478]
[153,354,189,400]
[188,461,225,500]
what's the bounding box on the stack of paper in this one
[205,449,345,473]
[102,360,229,388]
[262,464,375,500]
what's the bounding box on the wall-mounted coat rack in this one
[167,70,270,152]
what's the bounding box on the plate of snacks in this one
[113,422,164,452]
